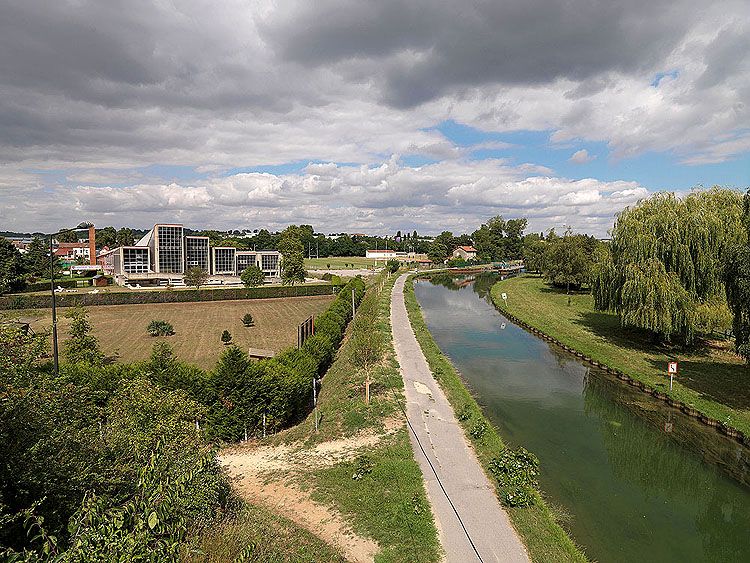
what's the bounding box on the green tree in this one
[221,330,232,345]
[542,229,592,293]
[594,188,745,343]
[242,313,254,327]
[183,266,209,289]
[427,241,448,264]
[724,189,750,361]
[240,264,265,287]
[0,237,27,294]
[96,226,118,248]
[25,236,57,278]
[278,227,307,285]
[434,231,455,255]
[472,216,510,261]
[63,306,104,365]
[116,227,135,247]
[56,230,79,243]
[522,233,546,274]
[505,218,528,259]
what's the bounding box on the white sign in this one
[668,362,678,374]
[501,292,507,300]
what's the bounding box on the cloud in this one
[0,158,646,237]
[569,149,595,164]
[0,0,747,234]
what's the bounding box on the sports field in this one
[304,256,378,270]
[8,295,334,370]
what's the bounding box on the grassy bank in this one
[183,502,346,562]
[226,272,440,562]
[404,275,587,563]
[305,256,376,270]
[492,275,750,437]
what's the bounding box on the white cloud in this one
[0,159,647,237]
[569,149,595,164]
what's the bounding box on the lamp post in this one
[50,222,93,376]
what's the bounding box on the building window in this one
[261,253,279,275]
[236,253,257,273]
[122,248,149,274]
[186,237,209,271]
[157,226,184,273]
[213,248,236,274]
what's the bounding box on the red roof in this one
[368,249,393,253]
[457,246,477,252]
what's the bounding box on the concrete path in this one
[390,274,529,563]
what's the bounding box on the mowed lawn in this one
[305,256,378,270]
[492,275,750,436]
[12,296,334,370]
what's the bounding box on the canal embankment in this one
[490,275,750,443]
[402,274,588,563]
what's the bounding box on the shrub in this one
[386,258,400,273]
[147,320,174,337]
[242,313,254,327]
[488,447,540,507]
[240,265,265,288]
[221,330,232,345]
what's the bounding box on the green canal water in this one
[414,273,750,563]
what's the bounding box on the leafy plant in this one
[64,305,104,365]
[242,313,254,327]
[240,265,265,288]
[221,330,232,345]
[488,447,540,507]
[469,420,487,440]
[351,455,375,480]
[147,320,174,337]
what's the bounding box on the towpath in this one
[390,274,529,563]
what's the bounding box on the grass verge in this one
[182,501,346,562]
[492,275,750,437]
[258,272,441,562]
[404,275,587,563]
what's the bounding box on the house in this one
[452,246,477,260]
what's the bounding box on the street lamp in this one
[50,222,94,376]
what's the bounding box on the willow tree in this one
[593,188,744,343]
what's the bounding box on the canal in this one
[413,272,750,563]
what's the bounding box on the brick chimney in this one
[89,225,96,265]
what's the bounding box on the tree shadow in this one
[646,356,750,410]
[572,311,658,354]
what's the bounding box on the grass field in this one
[404,276,588,562]
[305,256,379,270]
[4,296,333,370]
[492,275,750,436]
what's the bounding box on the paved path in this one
[390,274,529,563]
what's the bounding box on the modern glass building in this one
[99,223,281,286]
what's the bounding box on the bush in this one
[488,447,540,507]
[147,320,174,336]
[240,265,265,288]
[221,330,232,345]
[385,259,400,273]
[242,313,254,327]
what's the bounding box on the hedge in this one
[205,277,366,441]
[0,283,334,310]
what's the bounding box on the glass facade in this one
[261,253,280,276]
[122,247,150,273]
[236,252,257,273]
[213,247,236,274]
[185,236,210,271]
[156,225,184,273]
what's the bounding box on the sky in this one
[0,0,748,237]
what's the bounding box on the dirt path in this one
[220,428,399,563]
[390,274,529,563]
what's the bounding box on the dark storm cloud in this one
[259,0,703,107]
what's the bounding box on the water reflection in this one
[414,274,750,563]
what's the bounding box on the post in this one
[50,235,59,376]
[244,424,248,442]
[263,411,267,438]
[351,288,355,316]
[312,377,318,432]
[670,373,673,391]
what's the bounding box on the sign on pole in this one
[667,361,678,390]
